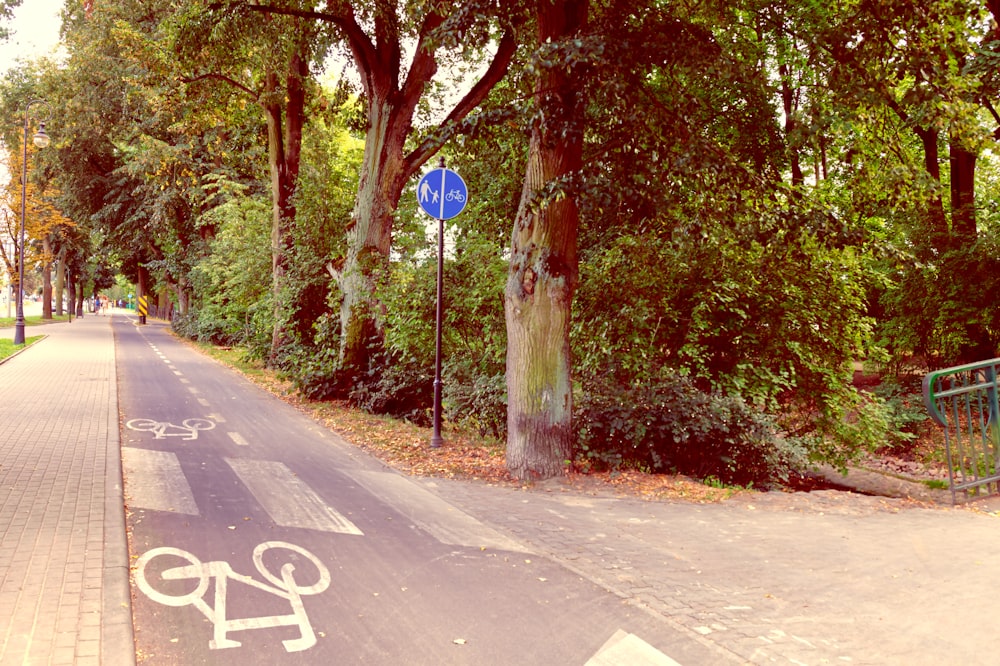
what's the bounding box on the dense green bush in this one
[365,213,509,430]
[878,239,1000,369]
[574,376,806,487]
[349,349,435,425]
[870,380,929,451]
[443,357,506,439]
[572,219,889,470]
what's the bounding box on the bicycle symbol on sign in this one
[126,418,215,440]
[445,188,465,203]
[135,541,330,652]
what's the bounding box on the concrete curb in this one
[103,320,136,666]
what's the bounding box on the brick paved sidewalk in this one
[0,314,133,665]
[422,474,1000,665]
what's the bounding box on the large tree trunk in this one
[779,62,803,190]
[337,94,407,377]
[41,236,52,320]
[265,48,307,365]
[75,279,84,317]
[914,126,949,252]
[54,246,66,316]
[504,0,588,481]
[949,140,977,240]
[319,5,518,392]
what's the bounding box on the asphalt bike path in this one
[117,316,712,665]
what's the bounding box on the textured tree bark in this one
[504,0,588,481]
[265,48,308,365]
[336,93,406,376]
[41,236,52,320]
[949,141,977,241]
[914,127,949,250]
[54,247,65,317]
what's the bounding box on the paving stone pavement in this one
[417,475,1000,665]
[0,313,133,666]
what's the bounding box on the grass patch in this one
[0,335,44,360]
[0,314,72,328]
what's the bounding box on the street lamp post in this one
[13,100,51,345]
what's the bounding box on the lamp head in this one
[32,122,50,149]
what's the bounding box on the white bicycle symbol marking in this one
[135,541,330,652]
[126,418,215,440]
[445,188,465,202]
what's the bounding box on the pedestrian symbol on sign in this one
[419,179,439,205]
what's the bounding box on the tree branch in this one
[398,12,447,104]
[404,29,519,175]
[226,1,381,99]
[180,72,259,99]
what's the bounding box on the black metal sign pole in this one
[430,206,445,448]
[419,155,467,449]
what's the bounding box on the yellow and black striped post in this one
[138,294,148,324]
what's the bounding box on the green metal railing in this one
[922,359,1000,503]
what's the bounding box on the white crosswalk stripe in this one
[351,471,528,553]
[122,448,199,515]
[224,458,363,535]
[586,630,682,665]
[121,451,526,550]
[122,450,361,534]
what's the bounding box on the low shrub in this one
[871,380,929,452]
[348,350,434,425]
[574,376,805,487]
[443,357,507,439]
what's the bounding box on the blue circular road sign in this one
[417,168,468,220]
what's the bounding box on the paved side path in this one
[0,314,133,666]
[422,474,1000,665]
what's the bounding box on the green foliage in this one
[444,356,506,439]
[871,381,929,451]
[39,0,1000,484]
[574,375,805,487]
[878,236,1000,368]
[353,216,509,429]
[283,313,343,398]
[573,217,885,465]
[184,196,272,346]
[348,347,435,425]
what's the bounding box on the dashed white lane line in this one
[224,458,363,535]
[227,431,249,447]
[122,448,199,515]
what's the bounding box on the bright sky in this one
[0,0,64,74]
